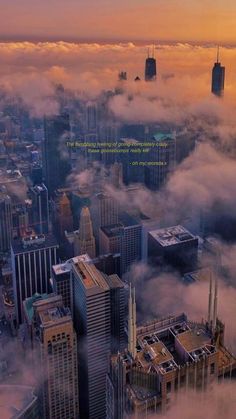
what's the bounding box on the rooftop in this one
[153,133,176,142]
[23,293,49,323]
[11,234,58,254]
[0,385,37,419]
[176,329,210,353]
[100,223,122,238]
[149,225,196,247]
[73,261,110,291]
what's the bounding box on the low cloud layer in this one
[0,41,236,121]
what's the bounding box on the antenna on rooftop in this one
[216,45,220,63]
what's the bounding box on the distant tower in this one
[74,206,96,258]
[211,46,225,97]
[118,71,127,81]
[145,46,157,81]
[128,284,137,359]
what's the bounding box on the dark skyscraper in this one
[29,183,49,234]
[145,47,157,81]
[43,114,71,196]
[0,187,12,252]
[71,260,125,419]
[211,47,225,97]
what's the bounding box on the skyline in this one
[0,0,236,44]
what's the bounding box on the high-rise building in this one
[145,132,176,190]
[211,47,225,97]
[118,71,127,81]
[11,234,59,324]
[86,104,97,134]
[51,254,92,311]
[107,282,236,419]
[110,162,123,189]
[99,213,142,276]
[148,225,199,274]
[119,213,142,276]
[97,193,119,228]
[53,192,74,238]
[29,183,49,234]
[145,48,157,81]
[71,260,125,419]
[74,206,96,258]
[43,114,71,196]
[23,294,79,419]
[0,187,12,252]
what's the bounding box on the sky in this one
[0,0,236,44]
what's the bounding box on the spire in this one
[207,271,213,326]
[213,275,218,330]
[128,283,137,359]
[216,45,220,63]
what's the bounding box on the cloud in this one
[160,382,236,419]
[0,41,236,120]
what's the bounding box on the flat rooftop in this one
[73,261,110,290]
[0,385,37,419]
[11,234,58,254]
[100,223,122,238]
[52,254,92,276]
[136,341,173,368]
[177,329,211,353]
[39,305,71,326]
[149,225,196,247]
[153,133,175,142]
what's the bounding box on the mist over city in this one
[0,1,235,419]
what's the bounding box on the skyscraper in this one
[0,187,12,252]
[74,206,96,258]
[145,132,176,190]
[97,192,119,228]
[43,114,71,196]
[211,47,225,97]
[23,294,79,419]
[145,47,157,81]
[11,234,59,324]
[71,260,125,419]
[29,183,49,234]
[56,192,74,238]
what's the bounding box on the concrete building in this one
[148,225,198,274]
[23,294,79,419]
[71,260,125,419]
[51,254,92,311]
[74,206,96,258]
[107,281,236,419]
[11,234,59,324]
[99,213,142,276]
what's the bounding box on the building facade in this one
[11,234,59,324]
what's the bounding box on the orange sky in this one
[0,0,236,44]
